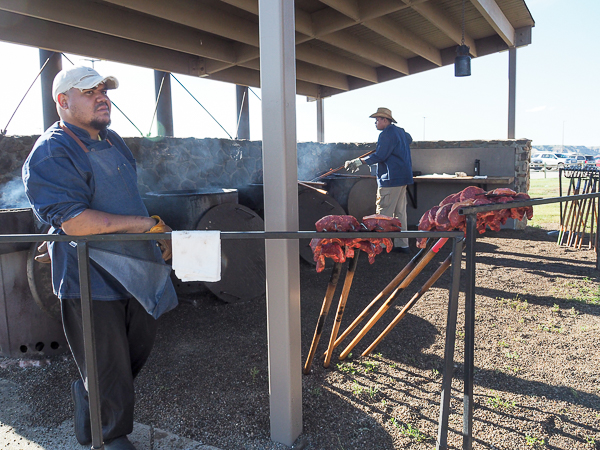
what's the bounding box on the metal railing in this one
[0,229,463,450]
[457,192,600,450]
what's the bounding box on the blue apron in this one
[60,123,177,319]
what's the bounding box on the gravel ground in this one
[0,226,599,449]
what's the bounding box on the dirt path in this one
[0,227,598,449]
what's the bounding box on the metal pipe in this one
[436,238,464,450]
[154,71,174,136]
[463,214,477,450]
[76,241,104,450]
[236,85,250,140]
[39,50,61,130]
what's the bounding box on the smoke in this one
[0,177,29,209]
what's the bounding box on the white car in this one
[530,153,563,170]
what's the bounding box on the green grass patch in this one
[528,177,561,227]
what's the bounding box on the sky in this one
[0,0,598,147]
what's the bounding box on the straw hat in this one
[369,107,396,123]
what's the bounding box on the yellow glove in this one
[146,215,172,261]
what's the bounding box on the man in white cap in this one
[345,107,413,253]
[22,66,177,449]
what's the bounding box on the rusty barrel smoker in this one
[0,208,68,358]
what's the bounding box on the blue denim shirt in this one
[362,124,413,188]
[23,122,143,300]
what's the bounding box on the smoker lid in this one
[196,203,265,303]
[298,190,346,265]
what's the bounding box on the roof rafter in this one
[469,0,515,46]
[0,0,237,63]
[409,0,478,56]
[363,16,442,66]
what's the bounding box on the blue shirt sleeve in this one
[362,126,398,165]
[23,137,93,229]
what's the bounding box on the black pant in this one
[61,297,157,441]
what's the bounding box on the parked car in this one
[584,155,596,165]
[565,155,587,166]
[530,153,562,170]
[553,153,571,165]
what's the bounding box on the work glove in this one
[146,215,172,261]
[34,241,51,263]
[344,158,363,173]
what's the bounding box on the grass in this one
[527,176,561,227]
[486,391,516,409]
[389,418,432,443]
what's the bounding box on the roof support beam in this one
[240,59,350,91]
[469,0,515,46]
[319,31,409,75]
[104,0,260,46]
[410,1,478,56]
[318,0,360,22]
[363,16,442,66]
[0,0,237,63]
[0,11,204,76]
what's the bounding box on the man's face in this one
[375,117,390,131]
[58,83,112,132]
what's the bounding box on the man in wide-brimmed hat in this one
[345,107,413,253]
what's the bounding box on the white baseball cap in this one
[52,66,119,102]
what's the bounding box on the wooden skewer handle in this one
[362,253,453,357]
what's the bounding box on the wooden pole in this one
[322,242,432,360]
[303,262,343,374]
[323,251,360,368]
[338,238,448,360]
[361,253,453,357]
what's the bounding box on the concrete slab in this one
[0,379,220,450]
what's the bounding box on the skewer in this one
[310,150,375,182]
[322,241,433,360]
[570,176,591,247]
[323,251,360,368]
[338,238,448,360]
[576,176,596,248]
[361,252,453,357]
[303,261,343,374]
[558,177,575,245]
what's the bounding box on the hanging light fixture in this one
[455,0,471,77]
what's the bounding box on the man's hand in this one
[146,216,172,261]
[344,158,363,173]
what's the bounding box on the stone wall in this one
[0,135,531,222]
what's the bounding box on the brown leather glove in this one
[35,241,51,263]
[146,215,172,261]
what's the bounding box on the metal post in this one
[316,98,324,143]
[258,0,302,446]
[76,241,104,450]
[154,71,174,136]
[437,238,464,449]
[236,85,250,139]
[39,50,61,130]
[463,215,477,449]
[507,47,516,139]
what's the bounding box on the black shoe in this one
[71,379,91,445]
[104,436,137,450]
[392,247,411,254]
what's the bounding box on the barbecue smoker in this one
[0,208,68,358]
[144,188,266,303]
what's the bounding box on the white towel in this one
[171,230,221,282]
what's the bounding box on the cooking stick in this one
[322,240,433,360]
[558,178,575,245]
[338,238,448,360]
[303,261,343,375]
[583,177,599,249]
[323,251,360,368]
[565,176,583,247]
[361,252,453,357]
[310,150,375,182]
[570,176,591,247]
[560,175,582,246]
[576,177,595,248]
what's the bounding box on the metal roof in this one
[0,0,534,97]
